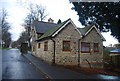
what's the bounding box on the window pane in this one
[82,47,86,51]
[63,41,70,51]
[33,45,35,51]
[81,42,90,53]
[44,42,48,51]
[94,43,99,52]
[86,47,89,51]
[38,43,40,48]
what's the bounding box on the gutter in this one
[50,38,56,65]
[36,36,51,42]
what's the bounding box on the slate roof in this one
[37,19,70,41]
[32,21,58,34]
[110,49,120,53]
[34,19,105,42]
[77,24,94,35]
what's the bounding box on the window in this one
[38,43,41,48]
[63,41,71,51]
[81,42,90,53]
[94,43,99,52]
[44,41,48,51]
[33,45,35,51]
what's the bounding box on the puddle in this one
[98,75,120,79]
[10,48,19,50]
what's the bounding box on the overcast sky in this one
[0,0,119,46]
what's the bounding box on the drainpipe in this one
[78,39,81,67]
[78,35,83,67]
[51,38,56,65]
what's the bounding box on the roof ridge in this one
[34,20,57,25]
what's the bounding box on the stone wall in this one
[36,39,54,63]
[80,28,103,68]
[53,23,81,65]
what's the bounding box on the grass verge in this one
[0,48,12,50]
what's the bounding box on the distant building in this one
[31,18,106,68]
[0,40,5,48]
[110,49,120,56]
[109,49,120,68]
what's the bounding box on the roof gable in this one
[78,25,106,41]
[52,18,81,37]
[87,25,106,41]
[37,19,70,41]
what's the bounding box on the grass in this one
[0,48,12,50]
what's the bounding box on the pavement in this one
[23,52,120,80]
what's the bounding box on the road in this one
[2,49,44,79]
[2,49,120,80]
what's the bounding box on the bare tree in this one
[0,9,11,48]
[11,41,19,48]
[17,31,29,44]
[28,4,48,21]
[22,4,48,48]
[24,4,48,32]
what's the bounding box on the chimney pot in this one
[48,18,54,23]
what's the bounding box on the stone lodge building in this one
[31,18,106,68]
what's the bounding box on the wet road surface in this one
[2,49,120,80]
[2,49,44,79]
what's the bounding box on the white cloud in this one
[0,0,16,9]
[1,0,28,41]
[43,0,83,27]
[102,32,119,46]
[9,24,25,41]
[23,0,83,27]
